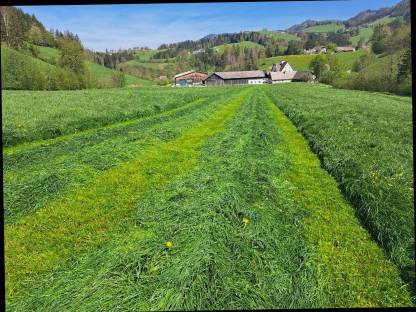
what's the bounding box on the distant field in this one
[3,84,413,309]
[259,49,365,71]
[303,23,345,33]
[134,49,158,61]
[258,29,301,41]
[213,41,265,52]
[121,59,172,70]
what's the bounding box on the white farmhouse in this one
[271,61,294,73]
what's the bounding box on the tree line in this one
[309,19,411,96]
[1,6,129,90]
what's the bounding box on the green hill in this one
[213,41,265,52]
[258,29,301,41]
[303,23,345,33]
[35,45,154,87]
[1,45,63,90]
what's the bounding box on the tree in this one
[370,24,391,54]
[58,37,87,75]
[111,70,126,88]
[352,50,376,72]
[309,54,328,80]
[397,47,411,83]
[285,40,303,55]
[355,38,364,50]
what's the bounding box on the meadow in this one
[35,45,154,87]
[259,49,366,71]
[3,84,414,309]
[302,23,345,33]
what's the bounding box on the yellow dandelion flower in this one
[151,266,159,273]
[165,241,173,249]
[242,217,250,225]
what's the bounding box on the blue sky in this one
[18,0,400,51]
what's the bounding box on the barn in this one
[174,70,207,86]
[204,70,267,86]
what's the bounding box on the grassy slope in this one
[35,45,153,86]
[264,83,414,292]
[350,16,396,46]
[120,59,172,70]
[259,49,366,71]
[258,29,301,41]
[4,86,412,309]
[303,23,345,33]
[1,44,55,72]
[134,49,158,61]
[213,41,265,52]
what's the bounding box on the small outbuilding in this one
[174,70,207,87]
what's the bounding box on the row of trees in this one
[87,49,136,69]
[1,6,130,90]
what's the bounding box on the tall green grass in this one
[2,87,228,146]
[6,87,412,310]
[5,88,248,301]
[265,83,414,292]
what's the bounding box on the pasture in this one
[3,84,414,309]
[259,49,366,71]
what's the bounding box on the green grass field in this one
[258,29,301,41]
[3,84,413,309]
[303,23,345,33]
[259,49,366,71]
[134,49,159,61]
[35,45,153,87]
[213,41,265,52]
[1,45,57,89]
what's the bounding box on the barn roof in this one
[335,46,355,52]
[174,70,206,78]
[205,70,266,80]
[270,71,297,81]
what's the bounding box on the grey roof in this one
[270,71,297,80]
[335,46,355,52]
[174,70,196,78]
[206,70,266,80]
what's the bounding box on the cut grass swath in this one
[5,89,248,299]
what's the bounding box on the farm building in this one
[335,46,355,52]
[304,46,327,54]
[174,70,207,86]
[268,71,314,83]
[269,61,315,83]
[192,49,205,54]
[204,71,268,86]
